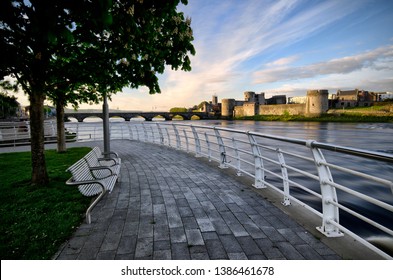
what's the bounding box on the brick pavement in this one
[55,140,340,260]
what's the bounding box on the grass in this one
[0,147,92,260]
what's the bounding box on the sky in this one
[14,0,393,111]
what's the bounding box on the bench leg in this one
[86,190,106,224]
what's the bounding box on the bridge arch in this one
[65,111,213,122]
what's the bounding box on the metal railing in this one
[0,120,65,147]
[124,121,393,259]
[4,120,393,259]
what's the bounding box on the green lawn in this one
[0,147,92,259]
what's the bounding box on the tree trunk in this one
[56,97,67,153]
[30,91,49,186]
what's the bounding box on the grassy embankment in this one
[0,148,92,259]
[236,102,393,122]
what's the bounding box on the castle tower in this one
[221,98,236,118]
[306,90,329,116]
[212,95,218,105]
[257,92,266,105]
[244,91,256,102]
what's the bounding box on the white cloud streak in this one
[253,45,393,84]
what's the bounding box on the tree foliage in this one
[170,107,188,113]
[0,0,195,185]
[0,81,19,119]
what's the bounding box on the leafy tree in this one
[1,0,195,185]
[170,107,188,113]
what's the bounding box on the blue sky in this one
[17,0,393,111]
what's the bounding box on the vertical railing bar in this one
[232,137,242,176]
[248,133,265,189]
[173,123,181,149]
[276,148,291,206]
[183,129,190,152]
[306,140,343,237]
[215,128,228,169]
[204,132,212,161]
[191,125,202,157]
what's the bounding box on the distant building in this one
[378,92,393,101]
[334,89,377,108]
[266,95,286,105]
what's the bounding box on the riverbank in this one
[235,102,393,122]
[236,113,393,122]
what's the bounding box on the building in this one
[334,89,377,108]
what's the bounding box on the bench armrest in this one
[97,157,119,166]
[102,151,119,158]
[89,166,114,176]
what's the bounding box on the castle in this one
[220,90,329,118]
[202,89,390,118]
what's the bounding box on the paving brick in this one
[219,235,243,253]
[236,236,263,257]
[170,227,187,243]
[171,243,190,260]
[205,239,228,259]
[134,237,153,259]
[185,229,204,246]
[54,140,341,261]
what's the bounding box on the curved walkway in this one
[55,140,340,260]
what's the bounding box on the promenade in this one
[52,139,341,260]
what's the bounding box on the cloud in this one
[266,56,299,67]
[253,45,393,84]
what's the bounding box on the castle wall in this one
[259,104,306,116]
[243,103,257,116]
[233,106,244,118]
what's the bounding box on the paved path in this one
[55,140,340,260]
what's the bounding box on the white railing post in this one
[307,140,343,237]
[164,126,171,146]
[215,129,228,169]
[150,125,156,144]
[232,137,242,176]
[248,133,265,188]
[136,123,141,141]
[183,129,190,152]
[128,123,134,140]
[172,124,181,149]
[156,123,164,145]
[142,122,148,142]
[276,148,290,206]
[191,125,202,157]
[204,132,212,161]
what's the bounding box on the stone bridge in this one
[65,111,215,122]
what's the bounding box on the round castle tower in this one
[306,90,329,116]
[221,99,236,118]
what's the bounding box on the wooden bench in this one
[66,157,118,224]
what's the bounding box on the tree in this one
[1,0,195,185]
[170,107,188,113]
